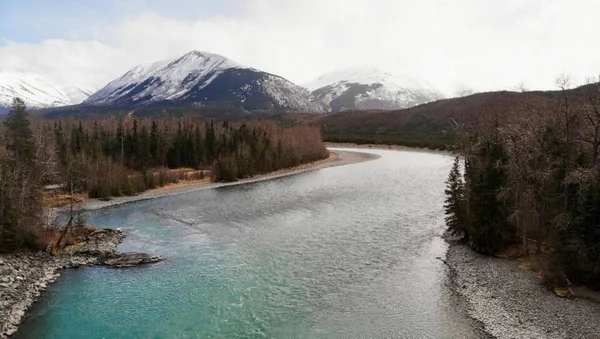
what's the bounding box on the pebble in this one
[446,238,600,339]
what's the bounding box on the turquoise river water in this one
[16,148,488,338]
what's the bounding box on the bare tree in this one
[555,75,579,212]
[582,75,600,170]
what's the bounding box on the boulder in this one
[101,253,164,268]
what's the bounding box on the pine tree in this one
[560,180,600,287]
[0,98,44,250]
[149,120,159,164]
[4,98,35,165]
[444,157,467,238]
[467,138,513,255]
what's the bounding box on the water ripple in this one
[17,149,487,339]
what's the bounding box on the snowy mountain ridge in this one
[85,50,326,112]
[0,72,93,110]
[307,67,445,112]
[86,51,244,104]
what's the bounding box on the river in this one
[16,148,489,338]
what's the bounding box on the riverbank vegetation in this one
[323,133,456,150]
[51,116,327,197]
[0,99,47,251]
[0,98,328,252]
[444,77,600,291]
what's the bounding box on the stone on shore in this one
[101,252,164,268]
[445,237,600,339]
[0,227,164,339]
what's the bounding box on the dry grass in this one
[42,192,87,208]
[272,152,337,173]
[554,287,574,298]
[154,154,335,191]
[47,225,100,255]
[519,261,534,271]
[154,177,211,191]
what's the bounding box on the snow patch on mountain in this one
[306,67,444,112]
[63,86,96,104]
[0,73,93,109]
[260,75,325,112]
[85,50,327,112]
[0,73,72,108]
[86,51,243,105]
[306,67,430,91]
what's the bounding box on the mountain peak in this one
[176,50,236,65]
[0,72,91,109]
[306,67,433,91]
[307,67,444,112]
[183,50,223,58]
[84,50,326,112]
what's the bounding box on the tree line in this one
[444,76,600,290]
[323,132,456,150]
[50,115,328,197]
[0,98,328,251]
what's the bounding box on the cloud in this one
[1,0,599,95]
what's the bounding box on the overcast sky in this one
[0,0,598,95]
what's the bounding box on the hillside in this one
[315,89,565,134]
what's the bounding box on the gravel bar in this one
[446,239,600,339]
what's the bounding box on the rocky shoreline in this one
[445,237,600,339]
[0,228,163,338]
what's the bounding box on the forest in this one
[444,77,600,291]
[0,98,328,251]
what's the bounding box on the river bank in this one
[445,237,600,339]
[2,149,376,338]
[324,142,455,156]
[0,229,163,338]
[82,149,378,211]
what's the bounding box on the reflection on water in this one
[17,149,488,339]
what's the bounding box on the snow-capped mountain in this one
[0,73,71,109]
[63,86,95,105]
[0,73,92,111]
[86,51,326,112]
[306,67,445,112]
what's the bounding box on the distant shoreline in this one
[80,149,380,211]
[324,142,455,156]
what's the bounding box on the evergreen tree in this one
[444,157,467,238]
[559,180,600,288]
[150,120,159,163]
[466,138,513,255]
[4,98,35,165]
[0,98,44,250]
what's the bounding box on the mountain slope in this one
[0,73,72,109]
[315,89,565,134]
[306,67,444,112]
[0,73,93,112]
[62,86,95,105]
[85,51,326,112]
